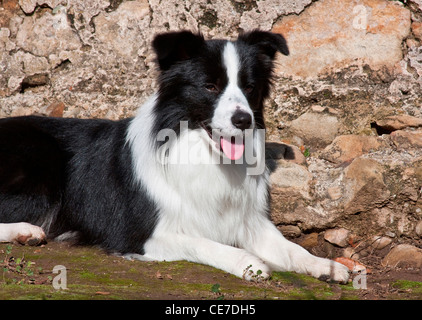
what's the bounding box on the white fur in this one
[0,40,349,283]
[211,42,254,138]
[0,222,45,244]
[126,93,350,282]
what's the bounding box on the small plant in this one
[300,145,311,157]
[5,245,12,256]
[211,283,224,300]
[1,245,37,284]
[243,264,266,282]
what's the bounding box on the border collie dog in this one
[0,31,349,282]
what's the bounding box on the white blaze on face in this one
[211,42,254,160]
[224,42,241,88]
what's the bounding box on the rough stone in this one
[320,135,385,164]
[270,189,336,231]
[18,0,64,14]
[407,46,422,80]
[93,0,150,61]
[375,115,422,131]
[416,221,422,237]
[390,129,422,149]
[239,0,312,31]
[382,244,422,268]
[344,158,389,215]
[15,8,81,57]
[289,112,339,147]
[343,247,358,259]
[324,228,350,247]
[11,51,49,77]
[272,0,411,78]
[43,101,65,117]
[278,225,302,238]
[0,0,20,29]
[327,186,343,201]
[412,22,422,40]
[7,75,24,92]
[299,233,319,250]
[369,236,392,250]
[409,0,422,12]
[270,161,311,192]
[0,28,16,52]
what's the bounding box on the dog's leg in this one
[244,219,350,283]
[129,234,271,280]
[0,223,46,246]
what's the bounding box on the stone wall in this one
[1,0,422,261]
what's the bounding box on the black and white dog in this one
[0,31,349,282]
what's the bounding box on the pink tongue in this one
[220,137,245,160]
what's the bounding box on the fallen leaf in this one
[156,271,163,279]
[334,257,371,273]
[95,291,110,295]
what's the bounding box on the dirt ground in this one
[0,241,420,300]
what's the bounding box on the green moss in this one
[79,271,111,283]
[1,242,419,300]
[271,271,319,284]
[392,280,422,292]
[0,284,93,300]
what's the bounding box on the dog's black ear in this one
[152,31,205,71]
[238,30,289,59]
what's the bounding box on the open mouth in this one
[201,123,245,161]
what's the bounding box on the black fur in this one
[0,30,288,254]
[152,30,289,140]
[0,116,157,253]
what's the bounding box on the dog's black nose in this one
[231,111,252,130]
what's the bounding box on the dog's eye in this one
[244,84,255,94]
[205,84,220,94]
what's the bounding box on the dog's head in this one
[152,30,289,160]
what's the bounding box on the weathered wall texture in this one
[1,0,422,261]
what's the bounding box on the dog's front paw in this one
[329,261,350,284]
[312,258,350,284]
[13,223,46,246]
